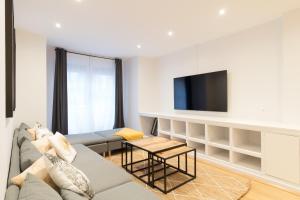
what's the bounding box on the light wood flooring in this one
[109,152,300,200]
[199,159,300,200]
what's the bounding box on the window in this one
[67,53,115,134]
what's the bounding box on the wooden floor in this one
[199,159,300,200]
[110,151,300,200]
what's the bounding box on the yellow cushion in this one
[115,128,144,141]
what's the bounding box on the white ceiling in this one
[15,0,300,58]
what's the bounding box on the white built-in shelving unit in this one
[139,112,300,192]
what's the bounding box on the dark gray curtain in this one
[113,59,125,128]
[52,48,68,134]
[5,0,16,118]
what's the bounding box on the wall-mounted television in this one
[174,70,227,112]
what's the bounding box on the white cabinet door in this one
[264,132,300,184]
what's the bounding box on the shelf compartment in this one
[158,118,171,132]
[187,140,205,154]
[207,125,229,146]
[207,146,229,162]
[172,120,186,136]
[232,152,261,171]
[171,136,186,144]
[188,122,205,140]
[232,128,261,153]
[158,131,171,139]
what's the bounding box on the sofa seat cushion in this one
[20,140,42,171]
[93,182,159,200]
[72,144,131,193]
[66,134,106,146]
[18,174,62,200]
[60,182,159,200]
[94,129,123,142]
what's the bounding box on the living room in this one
[1,0,300,200]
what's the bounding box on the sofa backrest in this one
[5,128,21,200]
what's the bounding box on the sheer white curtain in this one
[67,53,115,134]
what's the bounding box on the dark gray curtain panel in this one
[113,59,125,128]
[52,48,68,134]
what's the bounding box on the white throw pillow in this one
[48,132,77,163]
[44,153,94,199]
[31,137,52,153]
[36,128,54,140]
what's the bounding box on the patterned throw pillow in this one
[48,132,77,163]
[44,153,94,199]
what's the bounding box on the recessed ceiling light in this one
[167,31,174,36]
[55,23,61,28]
[76,0,82,2]
[136,44,142,49]
[219,9,226,16]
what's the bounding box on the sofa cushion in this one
[19,123,30,131]
[94,129,123,142]
[44,153,94,199]
[72,144,131,193]
[17,129,33,147]
[5,185,19,200]
[20,140,42,171]
[11,149,57,188]
[93,182,159,200]
[8,130,21,184]
[60,189,88,200]
[66,134,106,146]
[18,174,62,200]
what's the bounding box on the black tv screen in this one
[174,70,227,112]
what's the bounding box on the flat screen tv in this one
[174,70,227,112]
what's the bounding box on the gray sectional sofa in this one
[5,124,159,200]
[65,129,124,156]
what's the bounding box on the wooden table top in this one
[156,146,194,159]
[126,137,186,153]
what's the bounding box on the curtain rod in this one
[67,50,116,61]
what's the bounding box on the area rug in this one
[108,150,250,200]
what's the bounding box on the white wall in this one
[123,57,159,130]
[131,9,300,125]
[157,20,282,122]
[14,29,47,127]
[47,46,55,129]
[123,58,140,130]
[0,0,15,199]
[138,58,159,113]
[281,9,300,124]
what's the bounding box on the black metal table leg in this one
[151,154,154,187]
[125,143,128,171]
[130,145,133,173]
[164,159,167,193]
[178,155,180,170]
[148,152,151,184]
[121,143,123,167]
[194,149,197,177]
[185,152,188,173]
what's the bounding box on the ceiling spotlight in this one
[76,0,82,2]
[136,44,142,49]
[167,31,174,36]
[55,23,61,28]
[219,9,226,16]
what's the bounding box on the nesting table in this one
[121,137,196,193]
